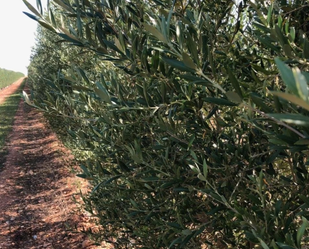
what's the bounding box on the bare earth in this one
[0,78,25,105]
[0,80,109,248]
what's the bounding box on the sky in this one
[0,1,47,75]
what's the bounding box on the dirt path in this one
[0,78,25,105]
[0,81,106,248]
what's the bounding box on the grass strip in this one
[0,79,26,168]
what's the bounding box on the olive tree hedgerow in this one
[24,0,309,248]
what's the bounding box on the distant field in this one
[0,68,24,89]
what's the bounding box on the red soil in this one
[0,79,111,248]
[0,77,25,105]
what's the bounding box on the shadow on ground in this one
[0,95,95,249]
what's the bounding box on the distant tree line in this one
[0,68,24,89]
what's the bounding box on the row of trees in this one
[25,0,309,248]
[0,68,24,89]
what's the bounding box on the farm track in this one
[0,78,25,105]
[0,79,107,248]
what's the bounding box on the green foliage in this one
[0,68,24,89]
[25,0,309,248]
[0,79,26,168]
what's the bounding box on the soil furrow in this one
[0,81,101,248]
